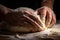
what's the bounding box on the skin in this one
[37,0,56,28]
[41,0,54,9]
[0,0,56,33]
[36,6,56,28]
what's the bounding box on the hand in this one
[36,6,56,28]
[3,7,56,33]
[4,7,43,32]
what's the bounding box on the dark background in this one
[0,0,60,20]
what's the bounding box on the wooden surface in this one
[0,22,60,40]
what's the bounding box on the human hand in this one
[36,6,56,28]
[4,7,43,32]
[2,6,56,32]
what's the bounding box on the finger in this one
[41,9,46,23]
[24,11,38,21]
[37,8,46,23]
[36,8,48,29]
[49,13,56,28]
[46,11,52,27]
[38,9,47,29]
[24,11,43,26]
[23,14,44,31]
[25,11,47,30]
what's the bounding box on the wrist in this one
[41,6,53,9]
[41,0,54,9]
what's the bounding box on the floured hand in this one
[36,6,56,28]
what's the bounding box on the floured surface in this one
[15,24,60,39]
[0,24,60,40]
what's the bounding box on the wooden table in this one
[0,21,60,40]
